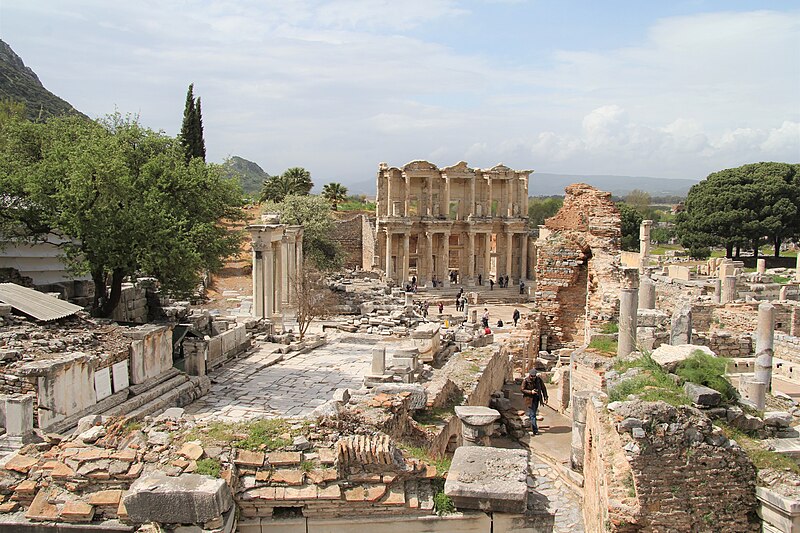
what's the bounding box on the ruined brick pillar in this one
[618,268,640,357]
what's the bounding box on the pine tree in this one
[180,83,206,163]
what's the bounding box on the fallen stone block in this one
[764,411,793,428]
[684,382,721,407]
[373,383,427,410]
[444,446,528,513]
[123,471,233,524]
[650,344,715,372]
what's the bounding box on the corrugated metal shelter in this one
[0,283,83,321]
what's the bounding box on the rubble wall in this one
[692,331,752,357]
[534,184,621,349]
[775,333,800,365]
[584,400,760,532]
[333,214,371,270]
[362,215,376,270]
[110,285,148,323]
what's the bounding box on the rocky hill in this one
[221,156,270,194]
[0,39,85,121]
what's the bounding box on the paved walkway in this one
[184,335,375,422]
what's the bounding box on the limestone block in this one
[764,411,793,428]
[650,344,715,372]
[683,382,721,407]
[94,367,112,401]
[123,471,233,524]
[444,446,528,513]
[454,406,501,426]
[112,360,130,392]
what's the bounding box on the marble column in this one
[385,231,393,281]
[754,302,775,394]
[386,175,393,216]
[505,231,514,282]
[469,176,476,216]
[713,278,722,304]
[252,248,264,317]
[487,178,493,216]
[401,234,410,284]
[443,176,451,218]
[796,254,800,282]
[467,232,476,284]
[264,247,275,318]
[617,268,640,357]
[274,241,283,314]
[442,231,450,287]
[425,232,434,286]
[722,275,737,303]
[638,276,656,309]
[757,258,767,275]
[639,220,652,273]
[426,176,433,217]
[403,175,409,217]
[484,232,492,280]
[280,237,290,307]
[520,234,529,281]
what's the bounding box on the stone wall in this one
[692,331,753,357]
[534,184,621,349]
[583,400,760,532]
[110,284,148,323]
[333,214,375,271]
[775,333,800,365]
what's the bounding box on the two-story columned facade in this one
[375,160,532,287]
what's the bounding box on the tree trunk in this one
[91,267,106,316]
[725,243,734,258]
[735,245,741,258]
[774,235,781,257]
[98,268,125,318]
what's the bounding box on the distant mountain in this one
[0,39,85,121]
[530,173,698,197]
[221,156,270,194]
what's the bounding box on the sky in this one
[1,0,799,190]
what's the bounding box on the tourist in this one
[482,308,489,328]
[438,302,444,314]
[478,274,482,286]
[423,301,429,318]
[489,279,494,290]
[454,296,460,311]
[519,281,525,295]
[496,319,504,328]
[505,275,509,288]
[513,308,520,327]
[521,369,548,436]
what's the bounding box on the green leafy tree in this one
[321,182,348,210]
[676,163,800,258]
[617,202,643,252]
[0,112,244,317]
[528,197,563,227]
[262,195,342,270]
[624,189,652,218]
[180,83,206,163]
[260,167,313,203]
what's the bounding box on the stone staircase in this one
[416,285,530,305]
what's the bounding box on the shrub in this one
[431,478,455,515]
[675,351,736,402]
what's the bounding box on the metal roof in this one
[0,283,83,321]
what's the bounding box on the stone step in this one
[128,367,182,396]
[123,375,209,421]
[104,374,190,418]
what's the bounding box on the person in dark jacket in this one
[512,308,520,327]
[521,369,548,435]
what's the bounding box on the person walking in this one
[521,369,548,435]
[504,275,509,288]
[489,279,494,290]
[519,281,525,295]
[478,274,482,286]
[438,302,444,314]
[513,308,520,327]
[482,308,489,328]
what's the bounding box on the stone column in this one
[281,237,290,307]
[371,346,386,375]
[520,234,528,281]
[570,391,594,472]
[401,234,410,284]
[638,276,656,309]
[469,176,476,217]
[296,231,304,278]
[617,268,639,357]
[425,232,434,286]
[426,175,433,217]
[403,175,409,217]
[757,258,767,275]
[443,176,451,218]
[385,231,393,281]
[467,232,476,284]
[639,220,652,272]
[274,240,283,314]
[484,233,492,280]
[505,179,512,217]
[264,246,274,318]
[506,231,514,282]
[386,175,393,216]
[722,275,737,303]
[670,300,692,345]
[442,231,450,287]
[487,178,493,216]
[713,278,722,304]
[252,248,264,317]
[754,302,775,394]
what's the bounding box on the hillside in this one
[0,39,85,121]
[221,156,270,194]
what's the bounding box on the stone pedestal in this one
[444,446,528,513]
[5,394,34,439]
[739,375,767,411]
[363,346,394,387]
[722,275,737,303]
[455,406,501,446]
[570,391,594,472]
[757,258,767,275]
[670,301,692,345]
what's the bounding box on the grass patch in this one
[122,420,143,434]
[400,444,452,475]
[608,353,690,406]
[675,351,736,403]
[719,423,800,474]
[588,337,617,355]
[195,458,222,478]
[413,392,464,427]
[432,478,456,516]
[772,275,790,284]
[300,460,314,473]
[183,419,292,451]
[600,322,619,334]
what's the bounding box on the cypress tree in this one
[193,97,206,161]
[179,83,206,163]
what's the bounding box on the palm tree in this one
[322,182,348,210]
[260,167,313,202]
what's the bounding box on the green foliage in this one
[0,112,245,317]
[624,189,653,218]
[180,83,206,162]
[321,182,349,210]
[236,419,292,451]
[260,167,313,202]
[676,163,800,258]
[195,458,222,478]
[399,445,452,476]
[600,322,619,334]
[719,423,800,474]
[772,275,790,284]
[609,353,690,406]
[300,460,314,473]
[617,202,644,251]
[528,197,563,226]
[675,351,736,402]
[338,195,376,212]
[433,487,455,516]
[262,195,342,270]
[687,245,711,259]
[588,337,617,355]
